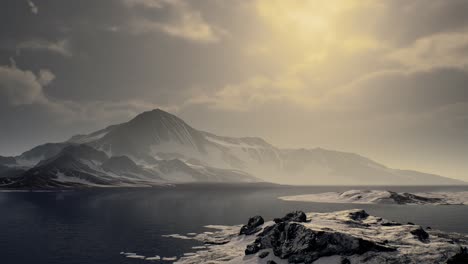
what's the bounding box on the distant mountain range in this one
[0,109,464,188]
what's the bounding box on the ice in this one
[146,255,161,261]
[126,254,146,259]
[162,256,178,261]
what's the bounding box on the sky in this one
[0,0,467,181]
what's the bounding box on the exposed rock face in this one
[447,247,468,264]
[273,211,307,223]
[240,216,264,235]
[246,215,394,263]
[411,227,430,242]
[348,209,369,221]
[389,191,444,204]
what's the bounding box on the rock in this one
[447,247,468,264]
[240,215,264,235]
[246,221,394,263]
[389,191,444,204]
[266,261,277,264]
[341,258,351,264]
[410,227,430,242]
[258,251,269,258]
[273,211,307,223]
[381,220,402,226]
[245,242,261,255]
[407,222,415,225]
[348,209,369,221]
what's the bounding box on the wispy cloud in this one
[0,63,174,124]
[0,64,50,106]
[123,0,225,43]
[17,39,72,57]
[387,31,468,70]
[27,0,38,15]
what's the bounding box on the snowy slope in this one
[0,143,258,189]
[61,109,464,185]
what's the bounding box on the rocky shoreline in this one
[164,209,468,263]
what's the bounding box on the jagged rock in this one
[407,222,415,225]
[348,209,369,221]
[410,227,430,242]
[341,258,351,264]
[240,215,264,235]
[447,247,468,264]
[381,220,402,226]
[246,221,394,263]
[273,211,307,223]
[245,242,261,255]
[258,251,269,258]
[266,261,277,264]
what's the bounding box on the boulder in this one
[239,215,264,235]
[447,247,468,264]
[348,210,369,221]
[273,211,307,223]
[410,227,430,242]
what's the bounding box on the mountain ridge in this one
[0,109,464,188]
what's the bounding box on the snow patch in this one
[279,190,468,205]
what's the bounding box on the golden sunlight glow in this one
[252,0,384,62]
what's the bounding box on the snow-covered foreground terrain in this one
[158,209,468,264]
[279,190,468,205]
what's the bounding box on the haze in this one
[1,0,467,181]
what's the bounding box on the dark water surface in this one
[1,184,467,264]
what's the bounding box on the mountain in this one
[67,109,463,185]
[0,109,464,188]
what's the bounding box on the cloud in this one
[27,0,38,15]
[17,39,72,57]
[187,73,308,111]
[0,64,49,106]
[320,67,468,120]
[37,69,55,86]
[123,0,225,43]
[387,31,468,70]
[0,63,175,125]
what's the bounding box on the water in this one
[0,184,467,264]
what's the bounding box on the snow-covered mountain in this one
[1,143,258,188]
[0,109,464,188]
